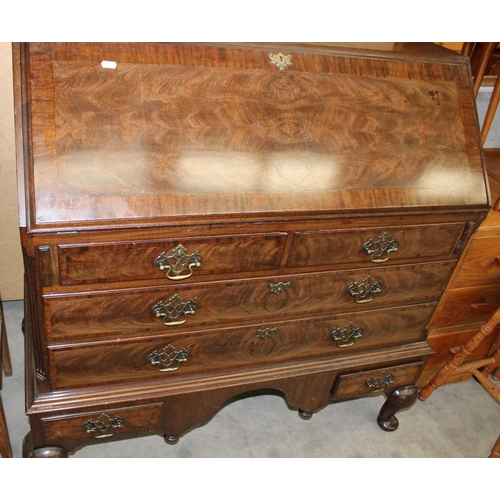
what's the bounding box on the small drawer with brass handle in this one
[152,294,197,327]
[288,222,464,268]
[154,244,202,281]
[147,344,189,372]
[58,232,287,286]
[40,404,163,443]
[331,361,425,401]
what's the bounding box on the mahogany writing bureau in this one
[13,42,490,457]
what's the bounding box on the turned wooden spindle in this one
[419,307,500,401]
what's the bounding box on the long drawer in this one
[44,261,455,342]
[47,304,433,390]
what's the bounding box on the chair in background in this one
[0,300,13,458]
[419,306,500,458]
[462,42,500,145]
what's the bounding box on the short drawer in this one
[289,223,464,268]
[40,403,163,443]
[58,232,287,285]
[44,261,454,342]
[47,303,433,390]
[452,235,500,287]
[331,361,425,401]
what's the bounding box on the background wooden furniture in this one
[463,42,500,144]
[14,42,490,457]
[419,307,500,458]
[0,300,13,458]
[418,44,500,387]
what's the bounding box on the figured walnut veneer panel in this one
[48,304,433,390]
[58,232,287,285]
[24,43,487,228]
[289,222,465,267]
[44,261,455,342]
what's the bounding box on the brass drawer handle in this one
[152,294,197,326]
[347,275,383,304]
[331,322,364,348]
[365,370,395,393]
[147,344,189,372]
[154,244,202,281]
[257,327,278,339]
[363,232,399,263]
[269,281,291,295]
[83,413,124,439]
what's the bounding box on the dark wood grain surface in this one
[47,303,433,390]
[17,42,489,231]
[44,261,455,341]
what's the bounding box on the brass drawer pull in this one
[331,322,364,348]
[83,413,124,439]
[257,327,278,339]
[365,371,395,393]
[152,294,197,326]
[147,344,189,372]
[154,244,202,281]
[269,281,291,295]
[347,276,383,304]
[363,232,399,263]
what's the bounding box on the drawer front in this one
[48,304,433,390]
[452,235,500,287]
[58,232,287,285]
[44,261,454,342]
[429,283,500,329]
[331,361,425,401]
[41,403,163,443]
[289,223,464,268]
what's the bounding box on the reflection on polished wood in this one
[20,42,488,230]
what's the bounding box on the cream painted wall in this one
[0,42,23,301]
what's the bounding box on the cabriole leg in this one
[377,384,418,432]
